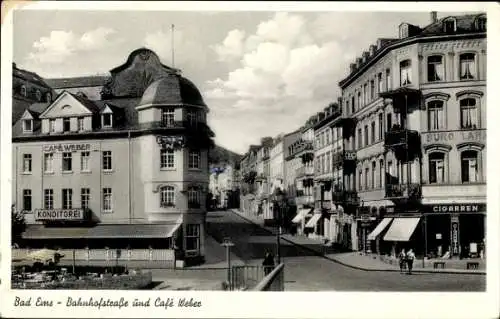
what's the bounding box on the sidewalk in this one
[327,252,486,275]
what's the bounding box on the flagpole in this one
[171,24,175,68]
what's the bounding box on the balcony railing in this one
[332,190,359,206]
[385,183,422,199]
[293,141,314,156]
[296,166,314,177]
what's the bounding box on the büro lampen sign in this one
[43,143,91,153]
[35,209,84,221]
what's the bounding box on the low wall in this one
[253,263,285,291]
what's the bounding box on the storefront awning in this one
[305,214,322,228]
[23,224,181,240]
[383,218,420,242]
[292,209,312,224]
[367,218,393,241]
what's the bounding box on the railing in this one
[231,265,267,290]
[296,166,314,177]
[252,263,285,291]
[332,190,359,205]
[384,129,419,148]
[385,183,422,199]
[293,141,314,156]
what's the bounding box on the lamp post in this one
[221,238,234,290]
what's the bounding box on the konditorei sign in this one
[427,203,486,213]
[43,143,91,153]
[35,209,85,221]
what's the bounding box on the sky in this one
[13,9,477,154]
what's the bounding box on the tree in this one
[11,204,26,246]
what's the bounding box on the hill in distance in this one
[209,144,242,168]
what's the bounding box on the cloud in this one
[213,29,246,61]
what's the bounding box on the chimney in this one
[356,57,363,68]
[369,45,377,56]
[362,51,370,63]
[431,11,437,24]
[349,63,357,73]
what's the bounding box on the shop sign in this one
[35,209,84,221]
[422,130,486,145]
[436,233,442,240]
[451,222,459,255]
[429,204,485,213]
[43,143,91,153]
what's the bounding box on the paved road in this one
[205,210,485,292]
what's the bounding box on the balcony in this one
[385,183,422,200]
[331,151,357,167]
[332,190,359,206]
[384,128,421,161]
[296,166,314,178]
[294,141,314,156]
[379,87,422,114]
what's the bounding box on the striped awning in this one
[305,214,322,228]
[367,218,393,241]
[292,209,312,224]
[383,218,420,242]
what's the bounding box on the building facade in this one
[339,12,486,258]
[12,48,214,263]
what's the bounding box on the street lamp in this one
[221,238,235,290]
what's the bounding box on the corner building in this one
[12,48,213,263]
[338,13,486,259]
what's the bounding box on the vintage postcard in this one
[1,1,499,318]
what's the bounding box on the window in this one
[103,188,112,211]
[387,114,392,131]
[365,168,369,190]
[429,153,445,184]
[160,149,175,169]
[322,155,326,174]
[364,125,368,146]
[44,189,53,209]
[363,83,368,105]
[372,162,376,189]
[62,152,72,172]
[23,189,32,211]
[160,186,175,207]
[23,154,32,173]
[188,187,201,208]
[460,53,476,80]
[326,152,331,173]
[477,16,486,31]
[378,73,383,93]
[62,189,73,209]
[461,151,478,183]
[103,151,112,171]
[370,80,375,100]
[81,188,90,209]
[378,114,383,140]
[81,151,90,172]
[379,159,384,188]
[387,161,393,179]
[357,128,362,149]
[358,170,363,191]
[427,55,444,82]
[45,92,52,103]
[49,119,56,133]
[326,130,330,145]
[102,114,112,128]
[321,132,325,146]
[188,150,201,169]
[371,122,376,144]
[186,110,198,126]
[63,118,71,132]
[20,85,27,97]
[428,101,445,131]
[444,18,456,33]
[35,90,42,102]
[186,224,201,252]
[77,117,84,131]
[357,92,362,109]
[351,96,355,113]
[399,24,408,38]
[460,98,478,129]
[44,153,54,173]
[400,60,412,86]
[23,119,33,133]
[386,69,391,91]
[162,108,175,126]
[345,100,350,115]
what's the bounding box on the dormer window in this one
[399,23,408,39]
[35,90,42,102]
[45,92,52,103]
[20,85,27,97]
[476,16,486,31]
[102,113,112,128]
[63,118,71,132]
[23,119,33,133]
[443,18,456,33]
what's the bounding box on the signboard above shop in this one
[426,203,486,214]
[43,143,91,153]
[422,129,485,147]
[35,209,85,221]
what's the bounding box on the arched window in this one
[428,100,444,131]
[400,60,412,86]
[459,53,476,80]
[460,98,478,129]
[35,90,42,102]
[428,152,445,184]
[45,92,52,103]
[461,151,478,183]
[187,187,201,208]
[476,15,486,31]
[443,18,456,33]
[20,85,27,97]
[379,159,384,188]
[427,55,444,82]
[160,186,175,207]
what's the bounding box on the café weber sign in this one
[43,143,91,153]
[35,209,84,221]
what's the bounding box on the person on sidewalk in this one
[406,249,415,275]
[398,249,407,274]
[262,251,275,275]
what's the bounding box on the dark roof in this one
[12,63,52,89]
[110,48,178,74]
[70,92,102,114]
[420,14,484,36]
[139,74,207,108]
[12,98,33,124]
[45,76,110,89]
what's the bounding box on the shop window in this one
[102,188,112,212]
[44,189,53,209]
[461,151,478,183]
[400,60,412,86]
[460,98,478,129]
[429,152,445,184]
[62,152,72,172]
[80,151,90,172]
[44,153,54,173]
[459,53,476,80]
[428,100,445,131]
[427,55,444,82]
[23,189,32,211]
[160,149,175,169]
[102,151,112,171]
[186,224,200,253]
[62,189,73,209]
[188,150,201,169]
[188,187,201,208]
[160,186,175,208]
[81,188,90,209]
[23,119,33,133]
[23,154,32,173]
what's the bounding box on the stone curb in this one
[230,209,486,276]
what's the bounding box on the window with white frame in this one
[460,98,478,129]
[378,73,383,93]
[160,148,175,169]
[187,110,198,126]
[427,55,444,82]
[326,130,330,145]
[365,168,369,190]
[63,118,71,132]
[23,119,33,133]
[326,152,331,173]
[371,122,376,144]
[77,117,84,131]
[102,151,112,171]
[23,154,32,173]
[102,188,112,212]
[363,83,368,105]
[461,151,478,183]
[44,189,53,209]
[477,16,486,31]
[102,113,112,128]
[188,150,201,169]
[81,188,90,209]
[429,152,445,184]
[358,170,363,191]
[186,224,201,252]
[44,153,54,173]
[62,152,72,172]
[386,69,391,91]
[428,100,445,131]
[162,108,175,126]
[23,189,32,211]
[357,91,362,109]
[187,187,201,208]
[81,151,90,172]
[62,189,73,209]
[400,60,412,86]
[379,159,384,188]
[49,119,56,133]
[459,53,476,80]
[160,186,175,207]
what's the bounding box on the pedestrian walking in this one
[262,251,275,275]
[398,249,407,274]
[406,249,415,275]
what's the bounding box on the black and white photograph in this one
[1,1,499,319]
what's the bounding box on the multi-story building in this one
[12,48,214,263]
[239,145,260,216]
[284,130,301,202]
[209,162,238,209]
[339,12,486,258]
